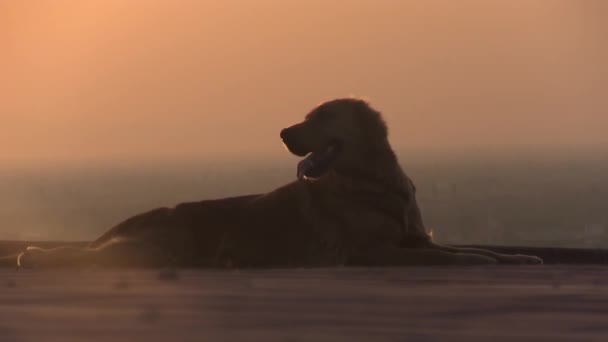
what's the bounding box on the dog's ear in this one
[354,102,389,150]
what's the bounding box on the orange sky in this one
[1,0,607,163]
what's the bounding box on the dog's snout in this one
[281,124,304,142]
[280,128,291,141]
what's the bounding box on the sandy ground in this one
[1,266,608,342]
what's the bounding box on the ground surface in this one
[2,266,608,342]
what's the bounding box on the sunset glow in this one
[1,0,606,163]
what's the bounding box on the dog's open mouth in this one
[296,141,342,180]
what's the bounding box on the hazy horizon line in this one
[2,142,606,170]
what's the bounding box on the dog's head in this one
[281,98,389,179]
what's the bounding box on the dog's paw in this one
[504,254,543,265]
[17,246,46,269]
[454,254,498,265]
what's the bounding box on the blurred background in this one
[1,0,606,246]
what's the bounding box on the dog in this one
[3,98,542,268]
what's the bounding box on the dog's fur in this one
[1,98,542,268]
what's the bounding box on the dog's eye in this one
[306,107,336,123]
[312,110,334,123]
